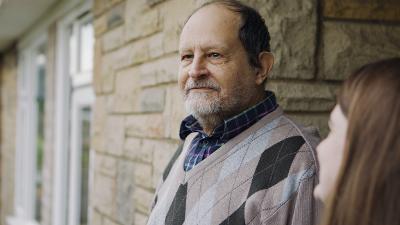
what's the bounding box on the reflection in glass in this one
[35,44,46,222]
[79,20,93,73]
[80,107,91,225]
[69,24,77,75]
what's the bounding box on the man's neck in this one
[196,91,267,136]
[196,113,224,136]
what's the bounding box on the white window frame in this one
[53,1,94,225]
[8,34,47,225]
[68,84,95,225]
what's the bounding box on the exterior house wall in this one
[90,0,400,224]
[0,0,399,225]
[0,48,18,225]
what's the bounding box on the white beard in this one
[182,77,252,130]
[184,91,222,117]
[184,89,243,120]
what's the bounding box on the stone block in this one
[134,162,153,189]
[125,113,165,138]
[267,81,337,112]
[139,87,166,113]
[162,25,180,55]
[103,217,120,225]
[107,2,125,29]
[147,0,166,7]
[124,137,146,162]
[91,97,108,152]
[125,3,162,42]
[90,210,103,225]
[99,52,116,94]
[116,160,135,225]
[93,0,109,17]
[139,54,179,88]
[93,0,124,15]
[0,49,17,225]
[135,212,149,225]
[161,0,197,29]
[320,21,400,80]
[138,139,168,164]
[130,39,151,65]
[286,113,330,138]
[98,66,114,94]
[148,32,164,59]
[133,186,155,214]
[99,40,149,94]
[152,141,179,188]
[104,116,125,156]
[111,67,141,113]
[102,25,125,52]
[324,0,400,22]
[159,0,198,54]
[125,0,149,17]
[250,0,317,79]
[162,84,186,139]
[95,152,118,177]
[94,14,108,37]
[102,44,133,72]
[92,173,116,216]
[93,40,103,95]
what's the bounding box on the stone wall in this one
[0,47,17,225]
[90,0,400,224]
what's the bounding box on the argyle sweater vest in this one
[147,107,322,225]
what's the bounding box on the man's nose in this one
[188,56,208,79]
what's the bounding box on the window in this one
[35,45,46,223]
[53,4,94,225]
[9,36,47,225]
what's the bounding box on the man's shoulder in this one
[257,111,320,147]
[255,112,320,169]
[279,114,321,151]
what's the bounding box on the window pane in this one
[35,44,46,222]
[69,24,77,75]
[79,20,94,73]
[80,107,91,225]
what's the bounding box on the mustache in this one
[184,79,220,93]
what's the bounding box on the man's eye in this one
[181,55,193,61]
[208,52,221,58]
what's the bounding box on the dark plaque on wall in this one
[324,0,400,22]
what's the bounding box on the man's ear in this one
[255,52,274,85]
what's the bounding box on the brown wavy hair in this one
[321,58,400,225]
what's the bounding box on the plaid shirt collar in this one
[179,91,278,142]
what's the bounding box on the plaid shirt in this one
[180,91,279,171]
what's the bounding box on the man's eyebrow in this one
[179,42,231,52]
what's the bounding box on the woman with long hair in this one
[314,58,400,225]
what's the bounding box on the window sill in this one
[6,216,40,225]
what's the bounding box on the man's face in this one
[178,5,259,119]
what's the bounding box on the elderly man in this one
[147,1,321,225]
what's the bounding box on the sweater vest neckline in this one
[178,107,284,183]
